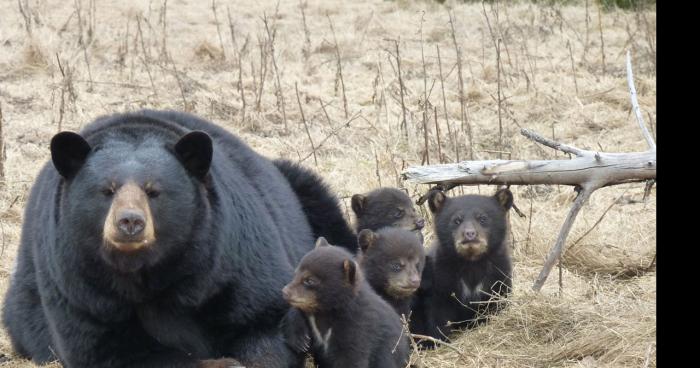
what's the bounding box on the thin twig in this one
[567,40,579,95]
[211,0,226,60]
[136,15,158,97]
[449,10,473,159]
[327,13,348,120]
[298,111,362,164]
[521,129,586,157]
[597,2,606,75]
[393,38,408,141]
[263,13,287,133]
[434,106,442,164]
[568,188,629,250]
[295,82,316,166]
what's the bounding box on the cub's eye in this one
[393,209,405,219]
[390,262,403,272]
[477,214,488,225]
[101,187,115,197]
[454,216,463,225]
[303,277,318,288]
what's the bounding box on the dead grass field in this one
[0,0,655,367]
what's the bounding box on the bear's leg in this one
[2,265,54,363]
[43,297,213,368]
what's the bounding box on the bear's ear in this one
[494,187,513,211]
[174,131,213,180]
[427,190,447,213]
[342,259,358,286]
[357,229,377,253]
[51,132,92,179]
[315,237,330,249]
[351,194,367,216]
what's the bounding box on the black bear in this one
[356,228,425,317]
[281,238,410,368]
[351,188,425,238]
[410,188,513,344]
[272,159,357,252]
[1,109,335,367]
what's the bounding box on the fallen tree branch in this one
[402,52,656,292]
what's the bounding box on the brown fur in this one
[102,181,156,252]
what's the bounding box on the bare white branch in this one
[626,50,656,151]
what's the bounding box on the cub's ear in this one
[351,194,367,216]
[494,187,514,211]
[357,229,377,253]
[427,190,447,213]
[174,131,213,180]
[315,237,330,249]
[51,132,92,179]
[342,259,358,286]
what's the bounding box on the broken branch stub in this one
[401,52,656,292]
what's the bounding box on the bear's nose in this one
[116,210,146,236]
[463,229,477,241]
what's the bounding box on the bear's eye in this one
[393,208,405,219]
[390,262,403,272]
[145,188,160,198]
[454,216,463,225]
[101,187,115,197]
[303,277,318,288]
[477,214,488,225]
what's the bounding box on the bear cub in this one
[410,188,514,344]
[282,238,409,368]
[351,188,425,241]
[356,228,425,318]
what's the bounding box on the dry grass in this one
[0,0,655,367]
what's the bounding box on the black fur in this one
[410,189,513,345]
[3,110,316,368]
[351,187,425,242]
[273,159,357,252]
[281,243,409,368]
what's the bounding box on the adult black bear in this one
[2,110,325,368]
[272,159,357,252]
[410,188,513,345]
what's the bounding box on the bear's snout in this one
[103,182,156,251]
[116,209,146,237]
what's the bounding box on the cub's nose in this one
[282,285,292,301]
[463,229,477,241]
[116,210,146,236]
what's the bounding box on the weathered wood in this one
[402,149,655,187]
[401,53,656,292]
[532,185,594,291]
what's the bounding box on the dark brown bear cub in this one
[351,187,425,234]
[357,228,425,318]
[410,188,514,345]
[282,238,409,368]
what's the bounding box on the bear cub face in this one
[282,237,360,314]
[429,188,513,261]
[357,228,425,300]
[351,187,425,233]
[51,130,213,273]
